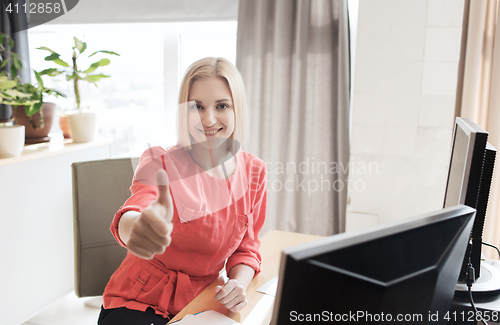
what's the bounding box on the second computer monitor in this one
[271,205,475,325]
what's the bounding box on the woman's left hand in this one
[214,279,248,312]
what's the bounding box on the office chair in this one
[72,157,137,307]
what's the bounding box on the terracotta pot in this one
[13,103,56,144]
[59,115,71,138]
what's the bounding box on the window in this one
[28,21,237,157]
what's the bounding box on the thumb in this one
[156,169,172,213]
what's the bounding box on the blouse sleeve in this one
[225,158,267,276]
[110,146,170,247]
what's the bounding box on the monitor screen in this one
[443,117,496,286]
[271,205,475,325]
[444,117,488,209]
[443,125,473,207]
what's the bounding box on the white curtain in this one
[458,0,500,258]
[236,0,350,236]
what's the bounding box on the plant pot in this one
[13,103,56,144]
[67,112,98,143]
[0,125,25,158]
[59,115,71,138]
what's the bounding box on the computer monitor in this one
[443,117,498,296]
[271,205,475,325]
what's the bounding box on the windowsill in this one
[0,133,113,167]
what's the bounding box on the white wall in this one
[347,0,465,230]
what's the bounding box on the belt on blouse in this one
[158,269,218,314]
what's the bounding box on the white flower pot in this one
[67,112,98,143]
[0,125,25,158]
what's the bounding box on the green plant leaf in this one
[0,79,17,89]
[4,89,32,98]
[9,55,19,79]
[43,53,69,67]
[1,59,7,68]
[17,99,40,105]
[88,50,120,57]
[83,58,110,74]
[43,88,66,98]
[10,66,17,79]
[39,68,63,76]
[73,37,87,54]
[84,74,110,83]
[44,53,60,61]
[25,101,42,116]
[8,100,27,106]
[53,58,70,67]
[34,71,44,88]
[11,52,22,68]
[37,46,57,54]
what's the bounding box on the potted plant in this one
[0,76,26,157]
[38,36,119,142]
[12,70,66,143]
[0,33,65,146]
[0,33,31,157]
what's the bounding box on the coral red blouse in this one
[102,145,267,320]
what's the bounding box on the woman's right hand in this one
[122,169,174,260]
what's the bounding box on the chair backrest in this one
[72,157,137,297]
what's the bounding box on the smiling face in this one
[187,77,235,147]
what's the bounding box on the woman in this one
[98,57,267,324]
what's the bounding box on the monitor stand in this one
[455,262,500,298]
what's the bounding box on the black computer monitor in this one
[443,117,498,297]
[271,205,475,325]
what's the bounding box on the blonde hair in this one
[177,57,248,149]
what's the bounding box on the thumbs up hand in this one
[126,169,174,260]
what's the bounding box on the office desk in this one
[168,230,324,324]
[450,297,500,325]
[449,285,500,323]
[446,261,500,324]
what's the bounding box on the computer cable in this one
[467,262,489,325]
[482,241,500,258]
